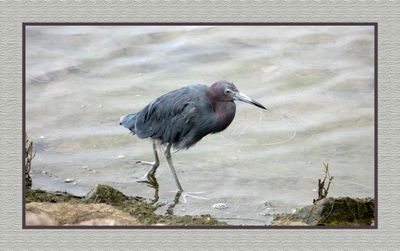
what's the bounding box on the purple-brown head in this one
[208,81,266,109]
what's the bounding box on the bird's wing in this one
[134,85,210,145]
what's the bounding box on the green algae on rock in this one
[86,184,131,205]
[85,184,225,226]
[25,184,226,226]
[26,189,84,204]
[273,197,375,226]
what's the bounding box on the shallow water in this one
[26,25,375,225]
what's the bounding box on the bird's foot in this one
[137,172,158,187]
[135,160,159,186]
[171,190,209,203]
[136,160,157,166]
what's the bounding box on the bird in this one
[120,80,266,192]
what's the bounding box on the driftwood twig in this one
[314,162,334,203]
[25,134,35,189]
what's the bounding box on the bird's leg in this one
[137,140,160,180]
[164,143,184,192]
[164,144,209,202]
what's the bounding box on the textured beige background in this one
[0,0,399,250]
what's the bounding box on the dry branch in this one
[25,134,35,189]
[314,162,334,203]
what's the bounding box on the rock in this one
[212,203,228,210]
[76,219,115,226]
[25,202,140,226]
[273,197,375,226]
[26,186,226,226]
[25,189,82,204]
[64,178,74,183]
[85,184,129,205]
[26,211,57,226]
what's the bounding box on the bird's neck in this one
[212,101,236,133]
[206,88,236,132]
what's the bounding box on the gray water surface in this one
[26,26,374,225]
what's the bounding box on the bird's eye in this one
[224,89,232,95]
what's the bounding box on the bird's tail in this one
[119,112,138,134]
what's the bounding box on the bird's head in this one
[209,81,266,110]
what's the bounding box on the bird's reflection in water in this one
[137,174,182,215]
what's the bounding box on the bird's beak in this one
[234,92,267,110]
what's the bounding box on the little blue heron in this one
[120,80,266,192]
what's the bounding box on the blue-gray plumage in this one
[120,80,266,192]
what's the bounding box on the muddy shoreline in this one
[26,185,226,226]
[25,185,374,227]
